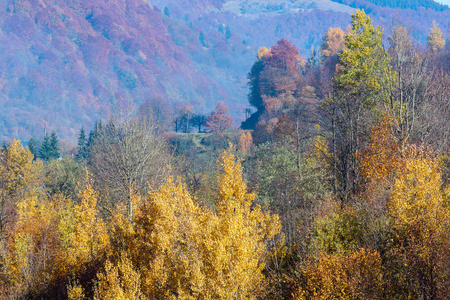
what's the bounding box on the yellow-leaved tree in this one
[296,248,383,300]
[0,140,44,298]
[320,27,345,58]
[388,145,450,299]
[94,145,280,300]
[61,172,110,272]
[93,255,143,300]
[427,20,445,52]
[132,176,206,299]
[205,146,281,299]
[0,139,43,241]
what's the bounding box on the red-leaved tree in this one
[206,102,233,132]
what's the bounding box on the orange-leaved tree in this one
[296,248,383,300]
[206,102,233,132]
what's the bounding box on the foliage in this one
[94,256,143,300]
[206,102,234,132]
[246,141,331,247]
[61,173,110,271]
[106,145,281,299]
[43,156,85,200]
[324,9,396,201]
[0,140,43,240]
[388,146,450,299]
[38,132,60,161]
[296,248,383,300]
[320,27,345,58]
[427,20,446,52]
[332,0,449,11]
[310,207,365,256]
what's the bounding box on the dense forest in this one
[332,0,450,11]
[1,8,450,300]
[1,0,450,142]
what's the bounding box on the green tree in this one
[324,9,395,201]
[49,131,60,160]
[38,134,52,161]
[27,136,40,160]
[199,31,205,47]
[164,6,170,17]
[76,128,87,161]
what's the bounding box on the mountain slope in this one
[1,0,449,142]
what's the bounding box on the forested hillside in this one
[0,0,449,143]
[1,8,450,299]
[332,0,449,11]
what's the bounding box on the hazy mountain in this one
[0,0,448,142]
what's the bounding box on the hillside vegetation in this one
[0,0,449,145]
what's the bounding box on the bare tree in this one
[88,119,171,219]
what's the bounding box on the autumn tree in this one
[0,140,43,241]
[93,256,143,300]
[427,20,445,52]
[6,194,61,298]
[296,248,383,300]
[243,40,304,132]
[238,131,254,155]
[61,173,110,271]
[206,102,233,132]
[320,27,345,58]
[88,119,170,219]
[99,145,280,299]
[260,39,302,100]
[324,9,395,201]
[388,146,450,299]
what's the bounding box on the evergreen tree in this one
[38,134,52,161]
[49,131,60,160]
[86,121,103,154]
[164,6,170,17]
[199,31,206,47]
[27,136,40,160]
[76,128,87,161]
[225,26,232,39]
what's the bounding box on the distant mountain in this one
[0,0,449,142]
[332,0,449,11]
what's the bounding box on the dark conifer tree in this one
[49,131,60,159]
[76,128,87,161]
[164,6,170,17]
[38,134,52,161]
[27,136,40,160]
